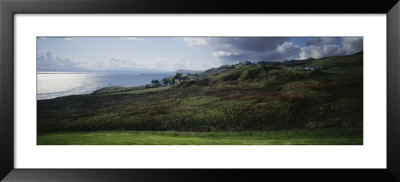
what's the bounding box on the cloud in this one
[212,37,289,52]
[305,37,336,46]
[301,37,362,59]
[191,37,363,62]
[341,37,363,54]
[37,51,79,71]
[272,42,304,61]
[37,51,145,72]
[299,37,362,60]
[183,37,289,63]
[76,57,138,70]
[322,44,345,55]
[149,58,212,71]
[299,44,345,60]
[63,38,72,40]
[299,46,323,60]
[183,38,209,47]
[213,50,239,57]
[73,58,136,71]
[37,51,214,72]
[276,42,301,56]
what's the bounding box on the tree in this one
[151,80,160,84]
[175,73,183,79]
[162,78,169,85]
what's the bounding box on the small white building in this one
[303,66,314,71]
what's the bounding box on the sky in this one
[37,37,363,73]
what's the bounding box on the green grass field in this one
[37,128,362,145]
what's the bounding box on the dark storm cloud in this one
[213,37,290,52]
[213,38,300,63]
[184,37,291,63]
[184,37,364,63]
[341,37,363,54]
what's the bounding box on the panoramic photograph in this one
[37,37,363,145]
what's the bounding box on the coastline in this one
[37,73,171,100]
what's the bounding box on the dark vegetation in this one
[37,53,363,134]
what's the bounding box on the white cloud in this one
[276,42,300,55]
[63,38,72,40]
[299,46,323,60]
[299,44,345,60]
[102,57,137,70]
[183,38,209,47]
[213,51,238,57]
[146,58,216,72]
[38,51,214,72]
[37,51,78,71]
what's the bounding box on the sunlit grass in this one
[37,129,363,145]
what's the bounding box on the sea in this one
[37,72,171,100]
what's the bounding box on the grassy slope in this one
[37,54,363,144]
[37,128,362,145]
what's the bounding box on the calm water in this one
[37,72,171,100]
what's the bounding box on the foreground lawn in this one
[37,128,362,145]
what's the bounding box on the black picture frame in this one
[1,0,399,181]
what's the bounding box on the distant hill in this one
[175,69,203,75]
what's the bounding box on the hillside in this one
[37,53,363,133]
